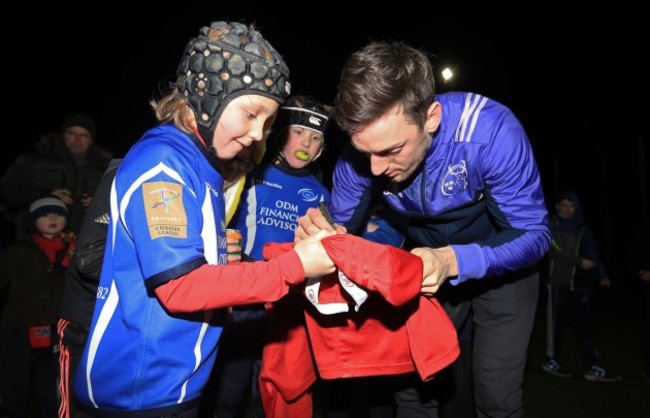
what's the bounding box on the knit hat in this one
[29,195,68,224]
[61,113,96,140]
[175,21,291,149]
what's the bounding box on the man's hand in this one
[410,246,459,296]
[80,193,93,208]
[295,207,346,242]
[51,189,73,205]
[580,258,595,270]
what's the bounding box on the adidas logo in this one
[95,213,110,225]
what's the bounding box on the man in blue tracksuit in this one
[296,41,551,418]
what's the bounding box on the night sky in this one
[5,4,648,273]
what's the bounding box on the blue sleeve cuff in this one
[449,244,488,285]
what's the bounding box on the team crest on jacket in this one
[441,160,468,196]
[143,182,188,239]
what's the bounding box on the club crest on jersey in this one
[298,188,320,202]
[143,182,188,239]
[441,160,468,196]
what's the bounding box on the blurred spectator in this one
[541,190,620,382]
[0,113,113,236]
[0,195,75,417]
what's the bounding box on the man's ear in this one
[424,102,442,134]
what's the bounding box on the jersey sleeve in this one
[329,144,376,234]
[154,250,305,312]
[450,111,551,283]
[116,148,213,290]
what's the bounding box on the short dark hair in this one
[334,41,436,135]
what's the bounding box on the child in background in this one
[0,195,75,417]
[542,190,620,382]
[211,95,333,418]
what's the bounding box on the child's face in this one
[556,198,576,219]
[212,95,279,160]
[281,126,323,169]
[35,213,66,237]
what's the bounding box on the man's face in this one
[63,126,93,156]
[350,103,437,183]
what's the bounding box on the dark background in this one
[4,4,648,284]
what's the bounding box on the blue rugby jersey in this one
[232,163,330,261]
[74,124,228,416]
[330,92,551,284]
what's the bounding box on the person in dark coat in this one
[541,190,620,382]
[0,113,113,237]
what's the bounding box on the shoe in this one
[542,359,572,378]
[584,365,621,382]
